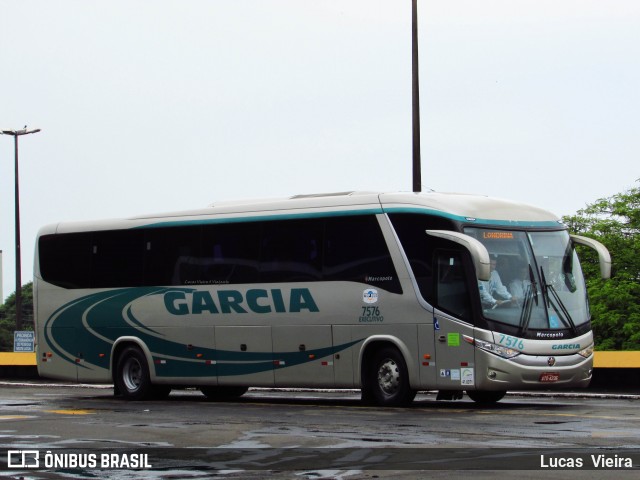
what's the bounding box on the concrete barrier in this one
[0,352,38,379]
[0,352,36,365]
[593,351,640,368]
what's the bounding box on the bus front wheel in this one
[365,347,416,407]
[115,346,153,400]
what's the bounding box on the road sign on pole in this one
[14,330,34,352]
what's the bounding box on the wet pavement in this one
[0,382,639,479]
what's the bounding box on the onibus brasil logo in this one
[7,450,152,469]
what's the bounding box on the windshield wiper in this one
[518,283,535,337]
[528,265,539,306]
[518,265,539,336]
[540,267,578,335]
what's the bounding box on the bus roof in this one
[41,191,563,235]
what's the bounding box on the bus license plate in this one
[539,372,560,382]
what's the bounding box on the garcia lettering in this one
[552,344,580,350]
[165,288,319,315]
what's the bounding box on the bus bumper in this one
[473,349,593,390]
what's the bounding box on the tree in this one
[0,282,34,351]
[563,182,640,350]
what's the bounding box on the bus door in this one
[272,325,334,386]
[432,250,477,390]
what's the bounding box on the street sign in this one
[14,330,34,352]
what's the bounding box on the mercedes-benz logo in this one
[547,357,556,367]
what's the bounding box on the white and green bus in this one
[34,191,610,405]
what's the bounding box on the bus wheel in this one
[200,386,249,400]
[115,346,152,400]
[466,390,507,404]
[367,347,416,407]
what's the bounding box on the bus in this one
[34,191,611,405]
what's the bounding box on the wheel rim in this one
[377,358,400,395]
[122,357,142,392]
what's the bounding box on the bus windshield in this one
[464,228,590,335]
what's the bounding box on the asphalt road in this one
[1,382,639,479]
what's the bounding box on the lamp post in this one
[1,127,41,331]
[411,0,422,193]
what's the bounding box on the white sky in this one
[1,0,638,301]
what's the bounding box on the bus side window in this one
[201,223,260,284]
[144,226,202,286]
[260,219,323,283]
[388,212,460,303]
[324,216,402,294]
[435,251,471,321]
[92,230,145,288]
[39,233,92,289]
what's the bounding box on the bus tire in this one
[466,390,507,404]
[115,346,153,401]
[366,346,416,407]
[200,386,249,401]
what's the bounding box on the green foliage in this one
[563,182,640,350]
[0,282,34,352]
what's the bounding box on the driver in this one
[478,256,513,309]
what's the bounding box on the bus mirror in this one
[570,234,612,279]
[425,230,491,281]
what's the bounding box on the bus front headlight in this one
[474,339,521,359]
[578,344,594,359]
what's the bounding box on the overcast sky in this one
[1,0,638,301]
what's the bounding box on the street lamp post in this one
[1,127,41,331]
[412,0,422,193]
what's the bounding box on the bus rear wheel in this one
[365,347,416,407]
[115,346,153,400]
[466,390,507,404]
